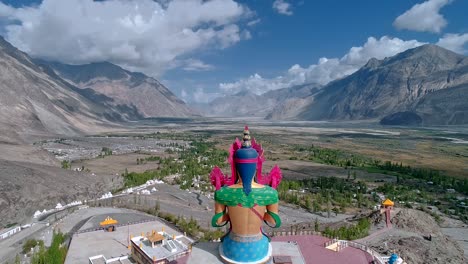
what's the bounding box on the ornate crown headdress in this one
[210,126,282,193]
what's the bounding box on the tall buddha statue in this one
[210,126,282,263]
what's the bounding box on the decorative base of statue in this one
[219,233,272,264]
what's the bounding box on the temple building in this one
[130,230,192,264]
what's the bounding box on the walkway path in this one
[355,226,392,243]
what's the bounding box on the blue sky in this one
[0,0,467,103]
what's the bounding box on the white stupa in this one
[33,210,42,218]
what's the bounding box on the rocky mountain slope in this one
[38,60,194,118]
[0,37,126,143]
[294,44,468,125]
[265,84,321,120]
[0,36,196,143]
[204,90,276,117]
[213,44,468,125]
[413,83,468,125]
[203,83,320,118]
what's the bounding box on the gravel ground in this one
[0,223,48,264]
[441,227,468,260]
[40,137,188,161]
[0,158,120,226]
[363,209,466,264]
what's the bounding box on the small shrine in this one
[381,198,394,228]
[147,231,164,248]
[100,216,118,232]
[382,198,394,208]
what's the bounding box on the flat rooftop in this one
[89,256,106,264]
[272,235,374,264]
[131,234,189,261]
[89,255,133,264]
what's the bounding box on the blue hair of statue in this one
[235,146,258,196]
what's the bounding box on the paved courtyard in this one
[65,220,182,264]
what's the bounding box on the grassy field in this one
[75,121,467,187]
[220,125,468,179]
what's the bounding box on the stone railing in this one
[324,238,347,252]
[346,240,387,264]
[321,238,387,264]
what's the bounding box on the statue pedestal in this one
[219,243,272,264]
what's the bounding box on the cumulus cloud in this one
[182,59,215,71]
[0,0,250,76]
[393,0,452,33]
[219,36,425,95]
[436,33,468,54]
[273,0,293,16]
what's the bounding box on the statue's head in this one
[234,126,258,195]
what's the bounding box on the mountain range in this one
[1,34,467,139]
[0,36,194,143]
[204,44,468,126]
[203,83,321,118]
[35,60,194,118]
[295,44,468,125]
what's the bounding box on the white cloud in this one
[220,73,298,95]
[273,0,293,16]
[247,18,261,27]
[436,33,468,54]
[341,36,425,66]
[182,59,214,71]
[393,0,452,33]
[242,30,252,40]
[192,87,221,104]
[0,0,251,76]
[219,36,425,95]
[0,3,14,17]
[180,89,188,102]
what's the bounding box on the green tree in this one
[30,232,67,264]
[304,196,312,210]
[332,207,339,216]
[313,200,321,213]
[23,239,44,253]
[61,160,70,169]
[155,199,161,213]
